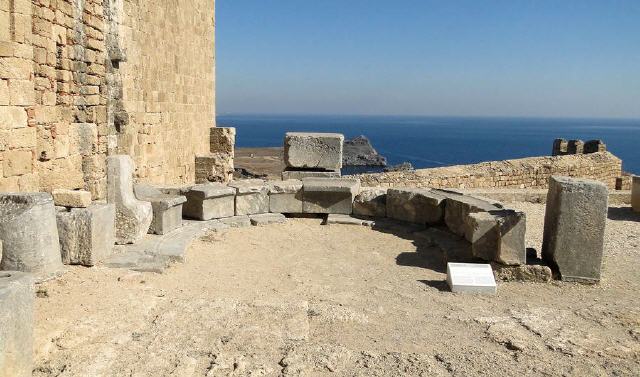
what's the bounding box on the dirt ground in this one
[235,148,284,180]
[33,203,640,376]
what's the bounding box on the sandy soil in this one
[33,204,640,376]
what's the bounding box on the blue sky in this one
[217,1,640,118]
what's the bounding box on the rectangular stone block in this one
[284,132,344,170]
[632,176,639,213]
[52,189,91,208]
[302,178,360,214]
[386,188,446,225]
[467,209,526,265]
[0,271,34,377]
[446,263,496,295]
[281,168,340,180]
[134,184,187,235]
[353,187,387,218]
[56,203,116,266]
[440,191,502,238]
[183,183,236,221]
[229,179,269,216]
[268,179,303,213]
[542,176,608,283]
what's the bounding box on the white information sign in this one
[446,263,497,295]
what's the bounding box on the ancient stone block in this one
[228,179,269,216]
[584,139,606,154]
[0,271,34,377]
[219,215,251,228]
[542,176,608,283]
[302,178,360,214]
[268,179,303,213]
[0,193,64,279]
[210,127,235,154]
[106,155,153,244]
[195,153,234,184]
[183,183,235,221]
[552,138,568,156]
[467,210,526,266]
[631,176,639,213]
[446,263,497,295]
[250,213,286,226]
[386,188,446,225]
[353,187,387,218]
[56,203,116,266]
[441,191,501,237]
[567,139,584,154]
[134,184,187,235]
[281,168,341,180]
[284,132,344,170]
[52,189,91,208]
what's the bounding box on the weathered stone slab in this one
[106,155,153,244]
[542,176,608,283]
[281,169,341,180]
[183,183,235,220]
[324,214,374,226]
[467,210,526,266]
[446,263,497,295]
[353,187,387,217]
[52,189,92,208]
[268,180,303,213]
[0,193,64,279]
[229,179,269,215]
[134,184,187,235]
[386,188,446,225]
[0,271,34,377]
[284,132,344,170]
[219,215,252,228]
[302,178,360,214]
[56,203,116,266]
[632,175,640,213]
[250,213,287,226]
[440,191,501,237]
[491,263,552,283]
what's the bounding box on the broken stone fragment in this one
[134,184,187,235]
[386,188,446,225]
[52,189,92,208]
[0,271,34,377]
[228,179,270,215]
[268,179,303,213]
[56,203,116,266]
[195,153,234,184]
[353,187,387,218]
[467,209,526,266]
[302,177,360,214]
[183,183,235,220]
[106,155,153,244]
[0,193,65,280]
[219,215,252,228]
[284,132,344,170]
[542,176,608,283]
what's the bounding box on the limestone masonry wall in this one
[354,152,623,190]
[0,0,216,199]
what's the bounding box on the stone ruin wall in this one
[0,0,215,200]
[355,152,623,190]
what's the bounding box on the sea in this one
[217,115,640,175]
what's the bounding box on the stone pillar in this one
[0,271,34,377]
[552,138,568,156]
[195,127,236,184]
[56,204,116,266]
[632,176,640,213]
[542,176,608,283]
[106,155,153,244]
[0,193,64,279]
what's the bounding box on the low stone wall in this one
[353,152,623,190]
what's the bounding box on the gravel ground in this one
[33,203,640,376]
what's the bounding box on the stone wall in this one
[0,0,215,199]
[354,152,623,190]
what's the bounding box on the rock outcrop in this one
[343,136,387,167]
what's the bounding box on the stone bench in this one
[183,183,235,221]
[134,184,187,235]
[302,178,361,214]
[268,179,303,213]
[228,179,269,215]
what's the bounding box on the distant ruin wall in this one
[0,0,215,199]
[354,152,623,190]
